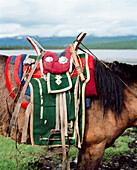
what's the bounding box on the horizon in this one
[1,34,137,39]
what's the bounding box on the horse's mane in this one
[94,59,137,117]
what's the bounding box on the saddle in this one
[5,33,97,169]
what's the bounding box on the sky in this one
[0,0,137,38]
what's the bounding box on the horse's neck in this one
[123,87,137,126]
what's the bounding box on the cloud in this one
[0,0,137,37]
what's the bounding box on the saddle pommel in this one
[73,32,87,51]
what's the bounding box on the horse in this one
[0,53,137,170]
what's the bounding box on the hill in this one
[86,40,137,49]
[0,35,137,49]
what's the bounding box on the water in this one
[0,49,137,63]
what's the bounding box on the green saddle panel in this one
[47,71,72,93]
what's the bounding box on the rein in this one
[75,40,137,98]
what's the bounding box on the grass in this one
[0,128,136,169]
[0,136,47,170]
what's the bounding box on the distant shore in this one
[0,40,137,50]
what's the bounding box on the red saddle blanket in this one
[5,53,97,109]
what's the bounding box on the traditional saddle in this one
[5,33,98,169]
[5,52,97,108]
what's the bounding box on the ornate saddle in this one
[6,33,97,148]
[6,33,97,169]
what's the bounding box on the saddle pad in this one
[43,46,71,74]
[5,54,42,109]
[71,54,97,96]
[5,54,30,109]
[29,53,90,147]
[85,55,97,96]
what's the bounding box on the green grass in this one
[0,128,136,169]
[0,136,47,170]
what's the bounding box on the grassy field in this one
[0,136,47,170]
[0,128,136,169]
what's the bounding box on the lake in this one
[0,49,137,63]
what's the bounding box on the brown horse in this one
[0,54,137,170]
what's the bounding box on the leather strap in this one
[9,51,46,134]
[21,103,31,143]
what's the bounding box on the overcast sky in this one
[0,0,137,38]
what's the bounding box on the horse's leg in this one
[78,141,106,170]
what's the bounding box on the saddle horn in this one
[27,37,46,56]
[27,33,87,81]
[73,32,87,51]
[27,32,87,56]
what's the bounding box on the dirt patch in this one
[28,129,137,170]
[99,152,137,170]
[28,140,137,169]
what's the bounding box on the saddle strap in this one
[21,103,31,143]
[74,75,81,148]
[9,51,46,134]
[55,94,60,131]
[55,92,68,136]
[55,92,70,170]
[60,93,66,170]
